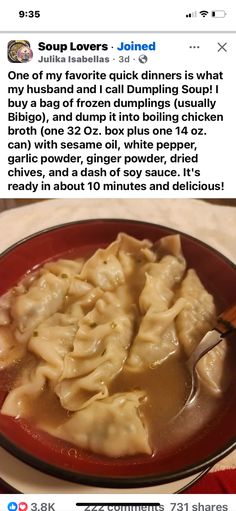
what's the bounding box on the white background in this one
[0,0,235,500]
[0,32,235,198]
[0,0,235,32]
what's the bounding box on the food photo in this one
[0,198,235,494]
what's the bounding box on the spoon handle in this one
[217,304,236,336]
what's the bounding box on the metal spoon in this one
[185,304,236,406]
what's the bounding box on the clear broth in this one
[0,247,234,458]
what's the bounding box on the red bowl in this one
[0,219,235,488]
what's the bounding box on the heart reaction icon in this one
[19,503,28,511]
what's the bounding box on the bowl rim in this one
[0,217,235,489]
[0,431,235,489]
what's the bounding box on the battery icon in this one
[212,10,227,17]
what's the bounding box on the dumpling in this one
[56,296,134,410]
[197,340,229,394]
[0,325,25,370]
[117,233,154,277]
[1,356,46,417]
[28,312,79,382]
[64,300,84,319]
[42,392,151,457]
[79,240,125,291]
[56,298,134,410]
[125,237,186,370]
[175,269,228,394]
[139,257,184,314]
[126,298,186,370]
[11,272,69,342]
[139,236,186,315]
[0,291,12,326]
[68,279,103,312]
[1,312,79,417]
[176,269,216,356]
[155,233,184,259]
[43,258,84,277]
[117,232,152,254]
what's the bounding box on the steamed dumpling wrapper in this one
[43,258,84,277]
[56,295,135,410]
[1,312,79,417]
[176,269,216,356]
[0,325,25,370]
[79,233,154,291]
[0,291,12,326]
[117,232,155,277]
[126,298,186,370]
[139,255,186,314]
[126,235,186,370]
[79,240,125,291]
[1,356,48,417]
[139,234,187,314]
[197,340,230,394]
[11,272,69,343]
[28,312,79,379]
[41,392,151,457]
[176,269,228,393]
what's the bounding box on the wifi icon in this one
[199,10,209,17]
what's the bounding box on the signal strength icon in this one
[199,10,209,17]
[186,11,197,17]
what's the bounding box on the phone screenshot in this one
[0,1,235,507]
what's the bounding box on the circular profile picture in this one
[17,44,33,62]
[8,40,30,62]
